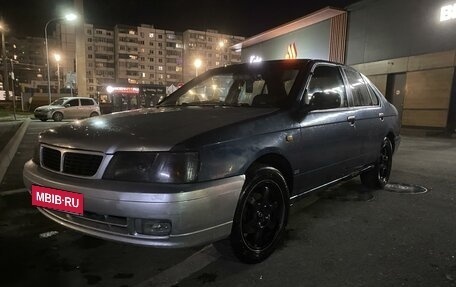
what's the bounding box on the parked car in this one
[23,59,400,263]
[34,97,100,122]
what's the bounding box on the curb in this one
[0,118,31,183]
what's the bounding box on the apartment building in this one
[56,23,243,97]
[85,24,115,95]
[1,36,59,92]
[182,29,244,83]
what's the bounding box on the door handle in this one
[347,115,356,126]
[379,113,384,121]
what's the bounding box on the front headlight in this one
[103,152,199,183]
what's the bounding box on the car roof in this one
[60,97,94,100]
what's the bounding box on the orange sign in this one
[285,42,298,59]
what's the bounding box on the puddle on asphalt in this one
[384,183,429,194]
[84,274,102,285]
[197,272,218,284]
[319,182,375,202]
[113,273,134,279]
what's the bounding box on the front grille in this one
[42,147,61,171]
[63,152,103,176]
[46,209,130,235]
[40,146,103,177]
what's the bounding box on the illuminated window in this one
[142,72,146,78]
[158,66,163,71]
[129,30,135,35]
[149,33,154,38]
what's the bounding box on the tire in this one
[361,137,393,189]
[52,112,63,122]
[230,165,289,263]
[40,119,47,122]
[89,112,99,117]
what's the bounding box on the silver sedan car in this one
[24,59,400,263]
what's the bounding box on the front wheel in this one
[361,137,393,189]
[52,112,63,122]
[230,165,289,263]
[89,112,99,117]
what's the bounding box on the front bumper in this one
[34,111,51,120]
[23,160,245,248]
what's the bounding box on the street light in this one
[54,53,61,97]
[194,58,202,77]
[45,13,77,104]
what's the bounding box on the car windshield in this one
[50,99,66,106]
[160,65,300,108]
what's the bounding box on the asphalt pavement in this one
[0,121,455,287]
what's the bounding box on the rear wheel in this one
[361,137,393,189]
[230,165,289,263]
[52,112,63,122]
[89,112,99,117]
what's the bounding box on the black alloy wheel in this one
[52,112,63,122]
[231,165,289,263]
[361,137,393,189]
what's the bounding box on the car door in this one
[80,98,95,117]
[294,64,360,194]
[342,68,385,166]
[63,99,80,119]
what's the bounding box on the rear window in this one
[344,69,374,107]
[80,99,95,106]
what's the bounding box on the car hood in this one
[39,106,277,153]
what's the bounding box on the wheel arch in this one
[386,131,395,153]
[245,152,294,195]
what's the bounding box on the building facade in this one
[233,0,456,132]
[56,23,244,98]
[0,36,59,93]
[182,29,244,83]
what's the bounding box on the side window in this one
[366,83,380,106]
[306,65,348,109]
[80,99,94,106]
[344,69,373,107]
[66,99,79,107]
[362,75,380,106]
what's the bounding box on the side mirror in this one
[308,92,341,110]
[64,104,70,108]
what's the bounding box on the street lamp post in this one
[194,58,202,77]
[54,53,61,98]
[10,59,16,120]
[44,13,77,104]
[0,22,10,101]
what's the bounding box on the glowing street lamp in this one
[194,58,202,77]
[45,13,77,104]
[54,53,61,97]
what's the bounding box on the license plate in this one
[31,184,84,215]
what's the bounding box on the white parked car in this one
[34,97,100,122]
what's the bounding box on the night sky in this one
[1,0,360,38]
